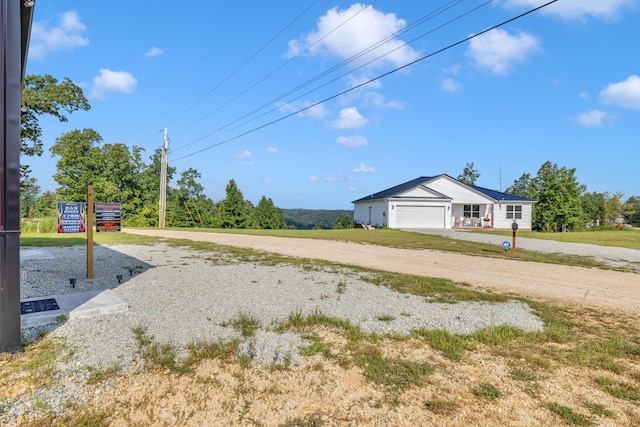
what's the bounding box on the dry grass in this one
[4,240,640,426]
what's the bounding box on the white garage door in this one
[396,205,445,228]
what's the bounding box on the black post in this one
[0,0,28,353]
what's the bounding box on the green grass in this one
[545,402,595,426]
[473,382,502,401]
[477,228,640,250]
[21,226,639,272]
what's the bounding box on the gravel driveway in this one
[124,229,640,313]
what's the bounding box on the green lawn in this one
[475,228,640,250]
[20,227,639,271]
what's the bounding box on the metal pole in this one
[1,0,24,353]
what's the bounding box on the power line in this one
[172,0,558,163]
[166,0,322,126]
[179,1,379,141]
[173,0,463,153]
[224,0,492,135]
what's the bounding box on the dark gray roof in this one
[352,174,535,203]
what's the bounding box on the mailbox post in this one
[511,221,518,254]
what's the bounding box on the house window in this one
[506,205,522,219]
[463,204,480,218]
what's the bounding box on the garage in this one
[396,205,445,228]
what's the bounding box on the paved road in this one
[406,229,640,267]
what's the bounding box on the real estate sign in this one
[57,202,86,234]
[95,202,121,232]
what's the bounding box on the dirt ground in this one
[8,229,640,426]
[124,228,640,313]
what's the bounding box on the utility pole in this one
[158,128,169,228]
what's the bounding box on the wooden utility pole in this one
[159,128,169,228]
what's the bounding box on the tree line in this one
[19,74,357,231]
[458,162,639,231]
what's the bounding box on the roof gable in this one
[353,174,535,204]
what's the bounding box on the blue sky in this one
[25,0,640,209]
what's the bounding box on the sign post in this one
[87,185,93,279]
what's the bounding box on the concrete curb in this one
[21,289,128,328]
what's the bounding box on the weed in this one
[280,411,325,426]
[596,377,640,402]
[545,402,595,426]
[376,314,395,322]
[232,313,261,337]
[356,346,433,390]
[132,326,191,375]
[581,401,614,418]
[416,328,475,361]
[55,313,69,323]
[473,382,502,401]
[424,399,459,415]
[336,281,346,294]
[509,368,536,382]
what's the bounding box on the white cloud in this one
[332,107,368,129]
[466,28,540,75]
[308,176,320,181]
[325,174,342,182]
[579,91,589,100]
[442,78,462,93]
[363,92,404,109]
[266,147,279,153]
[599,75,640,109]
[30,11,89,59]
[503,0,635,20]
[576,109,608,127]
[278,101,330,118]
[90,69,137,100]
[353,163,375,173]
[234,149,253,159]
[286,3,420,69]
[337,134,368,147]
[145,47,164,57]
[349,186,357,192]
[263,178,272,184]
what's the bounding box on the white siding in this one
[493,202,534,230]
[354,201,388,227]
[427,176,493,204]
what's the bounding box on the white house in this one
[352,174,535,230]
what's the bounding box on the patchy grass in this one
[473,382,502,401]
[545,402,595,426]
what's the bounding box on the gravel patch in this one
[11,242,545,419]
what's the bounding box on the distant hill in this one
[282,209,353,230]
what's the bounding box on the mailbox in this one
[511,222,519,231]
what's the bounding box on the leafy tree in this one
[506,173,539,200]
[581,191,606,227]
[252,196,285,229]
[130,148,176,227]
[19,176,40,219]
[622,196,640,225]
[335,213,354,229]
[533,161,584,232]
[20,74,90,185]
[604,192,624,224]
[168,168,208,227]
[457,162,480,185]
[219,179,250,229]
[50,128,104,201]
[34,191,58,218]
